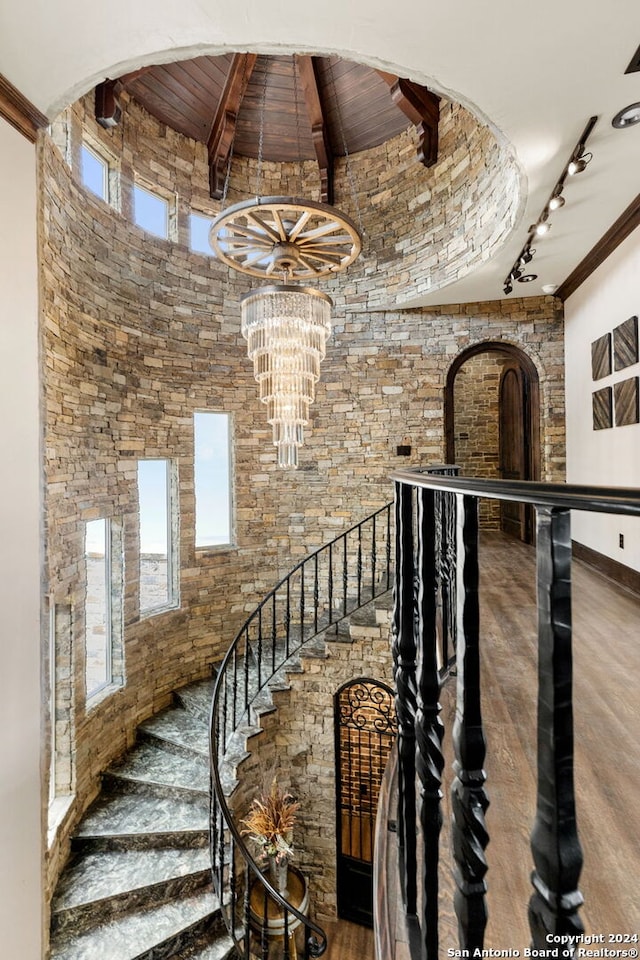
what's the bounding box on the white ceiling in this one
[2,0,640,305]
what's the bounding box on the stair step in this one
[138,705,210,759]
[50,888,219,960]
[174,931,236,960]
[51,848,211,934]
[104,740,209,798]
[174,677,216,720]
[72,793,208,851]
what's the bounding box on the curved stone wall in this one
[40,91,563,892]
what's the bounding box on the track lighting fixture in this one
[502,115,597,295]
[549,190,565,210]
[567,151,592,175]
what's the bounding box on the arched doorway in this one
[444,341,540,543]
[334,678,397,927]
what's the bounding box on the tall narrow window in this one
[189,212,215,255]
[85,518,111,697]
[138,458,177,615]
[133,183,169,239]
[194,412,232,548]
[80,143,108,201]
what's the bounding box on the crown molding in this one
[557,191,640,301]
[0,73,49,143]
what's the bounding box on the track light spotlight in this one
[567,151,592,175]
[499,116,596,295]
[549,190,565,210]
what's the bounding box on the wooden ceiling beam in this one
[207,53,257,199]
[295,55,334,205]
[376,71,440,167]
[0,72,49,142]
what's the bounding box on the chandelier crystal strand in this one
[241,286,332,468]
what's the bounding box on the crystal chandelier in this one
[211,197,361,468]
[241,285,332,468]
[208,57,362,468]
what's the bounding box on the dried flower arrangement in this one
[240,777,300,864]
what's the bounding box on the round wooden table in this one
[249,866,309,959]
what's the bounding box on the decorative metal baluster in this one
[371,511,377,600]
[314,553,319,633]
[261,882,269,960]
[529,506,584,945]
[300,564,305,645]
[451,493,489,949]
[283,910,291,960]
[222,670,229,749]
[243,862,252,960]
[342,533,348,616]
[328,542,334,624]
[232,648,238,731]
[415,486,445,956]
[257,608,263,690]
[285,578,291,657]
[244,628,251,714]
[357,522,363,605]
[272,592,277,675]
[392,480,418,914]
[386,503,392,591]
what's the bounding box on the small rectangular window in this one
[194,412,232,549]
[80,143,108,201]
[85,518,111,697]
[189,213,215,255]
[133,183,169,239]
[138,459,177,615]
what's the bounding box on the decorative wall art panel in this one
[613,315,639,371]
[591,332,611,380]
[592,386,613,430]
[614,376,639,427]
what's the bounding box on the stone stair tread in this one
[175,677,216,718]
[107,740,208,793]
[52,848,211,914]
[174,933,235,960]
[139,706,209,757]
[50,888,217,960]
[75,792,208,839]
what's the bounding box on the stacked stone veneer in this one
[40,90,565,900]
[453,351,509,527]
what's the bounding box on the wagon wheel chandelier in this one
[209,56,363,469]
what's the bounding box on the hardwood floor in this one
[377,531,640,959]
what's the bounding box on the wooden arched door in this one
[445,341,540,545]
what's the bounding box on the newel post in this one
[529,507,584,943]
[392,480,418,914]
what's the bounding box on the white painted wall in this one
[0,118,43,958]
[565,226,640,572]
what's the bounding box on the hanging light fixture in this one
[209,55,363,468]
[241,285,332,468]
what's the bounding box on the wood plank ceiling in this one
[98,53,440,203]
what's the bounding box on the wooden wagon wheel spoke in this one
[209,196,362,280]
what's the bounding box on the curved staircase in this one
[49,503,396,960]
[49,677,234,960]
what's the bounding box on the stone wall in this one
[40,91,565,898]
[453,351,509,527]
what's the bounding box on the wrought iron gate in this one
[334,678,397,927]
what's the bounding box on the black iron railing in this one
[209,503,395,959]
[390,468,640,957]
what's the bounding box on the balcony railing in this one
[389,468,640,957]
